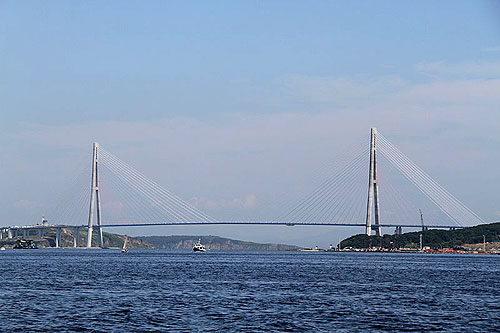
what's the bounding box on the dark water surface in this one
[0,250,498,332]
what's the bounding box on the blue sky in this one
[2,1,499,124]
[1,1,499,246]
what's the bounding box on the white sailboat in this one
[121,236,128,253]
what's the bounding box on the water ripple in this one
[0,250,498,331]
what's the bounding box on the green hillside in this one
[0,229,153,249]
[1,230,297,250]
[138,235,299,251]
[340,222,500,249]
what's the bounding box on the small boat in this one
[121,236,128,253]
[193,239,206,252]
[0,247,6,251]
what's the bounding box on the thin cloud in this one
[190,194,257,210]
[414,60,500,78]
[103,201,125,215]
[279,74,407,104]
[13,199,41,211]
[481,45,500,52]
[395,79,500,105]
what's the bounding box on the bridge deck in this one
[5,222,466,229]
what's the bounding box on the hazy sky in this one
[1,1,499,247]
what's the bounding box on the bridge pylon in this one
[86,142,103,248]
[365,127,381,236]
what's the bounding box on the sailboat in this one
[121,236,128,253]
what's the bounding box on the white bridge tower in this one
[87,142,104,248]
[365,128,381,236]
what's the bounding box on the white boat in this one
[193,239,206,252]
[121,236,128,253]
[0,247,6,251]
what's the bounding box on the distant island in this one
[136,235,299,251]
[340,222,500,252]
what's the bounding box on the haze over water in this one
[1,250,498,331]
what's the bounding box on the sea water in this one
[0,250,498,332]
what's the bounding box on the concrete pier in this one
[73,228,78,248]
[55,228,60,248]
[75,227,80,247]
[395,226,402,235]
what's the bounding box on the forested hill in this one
[137,235,299,251]
[340,222,500,249]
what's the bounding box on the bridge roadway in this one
[2,221,467,229]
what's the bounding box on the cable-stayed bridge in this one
[1,128,486,248]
